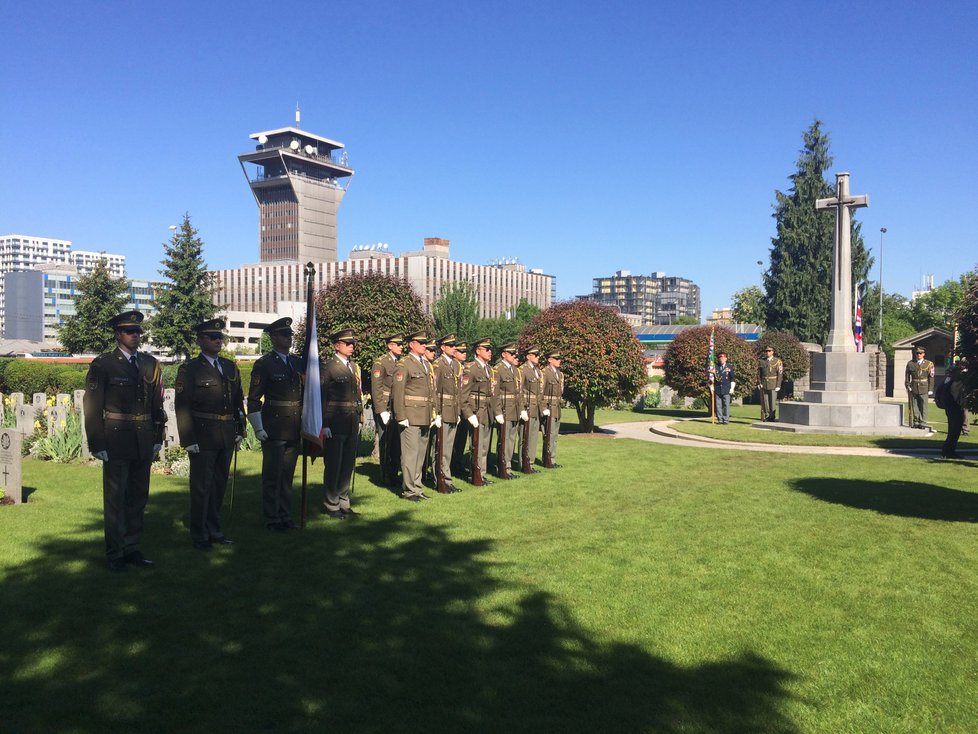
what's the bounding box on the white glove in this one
[152,443,162,459]
[321,427,333,439]
[380,411,390,425]
[468,414,479,428]
[255,429,269,441]
[495,414,504,424]
[520,410,528,422]
[542,409,551,417]
[94,450,109,461]
[399,419,410,428]
[187,444,200,454]
[928,391,934,397]
[432,415,442,428]
[234,435,244,448]
[730,382,736,392]
[776,387,781,393]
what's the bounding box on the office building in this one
[590,270,700,324]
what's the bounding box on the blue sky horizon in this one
[3,1,976,317]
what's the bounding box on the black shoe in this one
[481,479,494,486]
[124,551,154,567]
[549,463,562,468]
[401,494,422,503]
[419,492,431,500]
[942,452,963,459]
[325,509,347,520]
[341,508,360,518]
[445,484,462,494]
[525,469,541,474]
[282,520,300,530]
[267,522,288,533]
[211,536,234,545]
[193,540,213,551]
[108,558,129,573]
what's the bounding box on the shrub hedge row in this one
[0,359,87,395]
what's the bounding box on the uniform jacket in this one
[494,361,524,421]
[84,348,165,460]
[519,363,544,419]
[758,358,784,391]
[714,362,734,397]
[460,358,499,423]
[541,366,564,420]
[371,352,399,416]
[392,353,434,427]
[247,351,303,441]
[905,359,935,395]
[321,354,363,435]
[175,355,245,450]
[433,354,462,423]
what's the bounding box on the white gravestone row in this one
[0,428,22,504]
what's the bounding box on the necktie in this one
[129,354,138,371]
[213,358,223,376]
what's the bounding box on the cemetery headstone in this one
[0,429,23,504]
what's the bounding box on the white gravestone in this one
[0,429,23,504]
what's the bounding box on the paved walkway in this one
[601,419,978,460]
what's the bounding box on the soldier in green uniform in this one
[431,333,462,493]
[320,329,363,519]
[247,317,302,532]
[757,345,784,422]
[905,345,935,431]
[422,341,439,486]
[460,337,501,485]
[371,334,403,487]
[392,331,438,501]
[517,346,543,473]
[494,343,526,478]
[450,342,470,479]
[175,319,245,550]
[84,310,165,572]
[540,351,564,468]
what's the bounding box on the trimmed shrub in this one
[664,326,757,400]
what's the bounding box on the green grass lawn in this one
[2,439,978,733]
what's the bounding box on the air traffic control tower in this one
[238,113,353,263]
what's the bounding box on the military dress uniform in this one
[450,343,470,478]
[517,348,543,472]
[712,359,735,424]
[494,346,524,478]
[84,311,165,570]
[905,349,935,430]
[247,317,303,530]
[392,333,436,500]
[320,330,363,517]
[757,352,784,422]
[540,354,565,466]
[459,340,500,483]
[175,320,245,547]
[430,334,462,490]
[371,337,402,486]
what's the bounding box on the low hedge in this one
[0,360,89,396]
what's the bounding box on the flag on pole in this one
[706,326,716,378]
[854,283,864,352]
[301,265,323,446]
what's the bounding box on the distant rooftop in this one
[249,127,344,150]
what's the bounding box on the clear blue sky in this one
[3,0,976,317]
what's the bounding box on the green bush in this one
[53,367,87,393]
[0,358,15,391]
[30,411,82,463]
[4,360,55,396]
[643,389,662,409]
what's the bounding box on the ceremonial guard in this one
[494,343,526,478]
[711,351,735,425]
[392,331,438,501]
[175,319,245,550]
[540,350,564,468]
[320,329,363,519]
[517,346,544,473]
[84,310,165,572]
[247,317,302,532]
[757,345,784,422]
[905,344,935,431]
[450,341,470,479]
[460,337,501,484]
[371,334,403,486]
[431,333,462,493]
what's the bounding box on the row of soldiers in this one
[84,311,566,571]
[371,331,565,502]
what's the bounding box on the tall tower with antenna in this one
[238,113,353,263]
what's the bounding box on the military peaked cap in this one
[914,345,926,353]
[454,342,469,351]
[524,345,541,356]
[545,350,563,360]
[194,318,226,334]
[264,317,293,334]
[437,333,458,347]
[110,310,144,330]
[383,333,405,345]
[330,328,357,344]
[424,343,436,352]
[472,337,493,350]
[500,342,518,354]
[407,330,429,344]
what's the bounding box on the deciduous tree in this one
[432,281,479,345]
[664,326,756,401]
[56,259,130,354]
[730,285,766,325]
[955,265,978,411]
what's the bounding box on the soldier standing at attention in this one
[460,338,502,485]
[320,329,363,519]
[422,341,439,486]
[712,351,735,425]
[371,334,403,487]
[757,345,784,422]
[540,351,565,468]
[494,343,526,478]
[517,346,543,473]
[905,344,935,432]
[393,331,438,502]
[84,310,165,572]
[450,342,470,479]
[175,319,245,550]
[247,317,302,532]
[432,333,462,493]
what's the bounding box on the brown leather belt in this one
[403,395,430,403]
[192,411,236,422]
[104,412,153,422]
[266,400,301,407]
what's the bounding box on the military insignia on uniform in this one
[461,375,470,385]
[395,372,404,382]
[175,381,184,394]
[87,378,98,390]
[373,368,381,379]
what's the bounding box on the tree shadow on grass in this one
[791,478,978,523]
[1,480,799,734]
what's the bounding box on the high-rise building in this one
[238,112,354,264]
[590,270,700,324]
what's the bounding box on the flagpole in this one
[299,261,324,528]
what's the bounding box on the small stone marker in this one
[164,388,178,446]
[10,392,24,408]
[0,428,23,504]
[16,405,34,436]
[32,393,46,412]
[46,405,68,437]
[73,389,85,414]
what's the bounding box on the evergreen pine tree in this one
[57,259,131,354]
[763,120,872,343]
[150,214,219,359]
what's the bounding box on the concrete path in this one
[601,419,978,460]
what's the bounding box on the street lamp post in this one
[879,227,886,346]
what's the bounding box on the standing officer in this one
[320,329,363,519]
[450,341,470,479]
[712,352,735,425]
[175,319,245,550]
[541,350,564,468]
[431,333,462,493]
[247,317,302,532]
[905,344,935,431]
[392,331,438,502]
[494,343,526,478]
[757,345,784,422]
[84,310,165,572]
[460,337,501,485]
[371,334,403,487]
[517,346,543,473]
